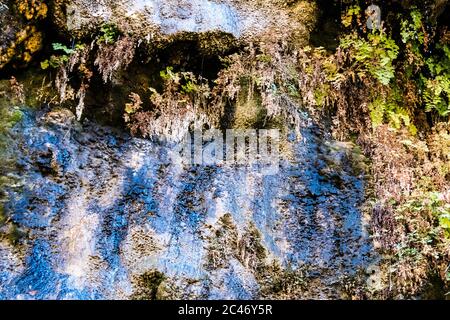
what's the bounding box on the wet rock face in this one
[126,0,242,35]
[0,109,376,299]
[64,0,304,40]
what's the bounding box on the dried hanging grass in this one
[95,36,136,83]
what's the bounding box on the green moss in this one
[0,78,27,243]
[0,81,24,161]
[232,77,267,129]
[314,84,331,107]
[196,31,238,57]
[131,270,166,300]
[205,213,238,271]
[0,206,5,226]
[237,222,266,270]
[259,262,308,299]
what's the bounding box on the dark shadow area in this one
[420,273,449,300]
[83,33,241,127]
[310,0,341,51]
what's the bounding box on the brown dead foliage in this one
[95,36,136,83]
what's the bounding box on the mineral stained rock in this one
[62,0,314,42]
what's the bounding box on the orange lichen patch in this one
[0,26,43,68]
[0,0,47,69]
[24,30,43,54]
[16,0,48,21]
[0,46,19,69]
[15,27,33,44]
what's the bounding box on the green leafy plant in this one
[52,42,76,55]
[428,192,450,238]
[341,5,361,28]
[401,192,450,239]
[41,42,85,70]
[422,45,450,117]
[340,30,399,85]
[181,80,198,94]
[160,66,180,83]
[399,9,449,117]
[400,10,425,51]
[180,72,200,94]
[160,67,200,95]
[314,84,331,107]
[97,23,120,44]
[0,96,24,228]
[368,85,417,134]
